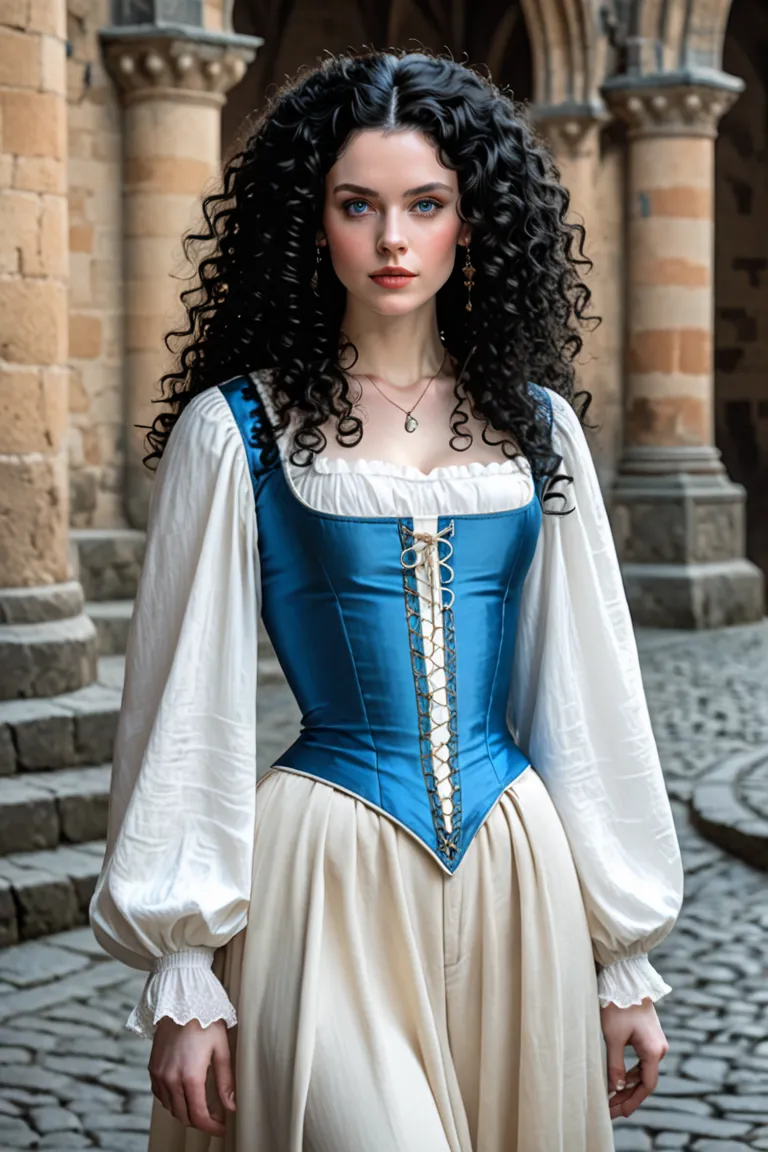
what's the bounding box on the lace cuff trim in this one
[597,952,672,1009]
[124,950,237,1039]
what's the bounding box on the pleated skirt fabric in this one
[147,764,615,1152]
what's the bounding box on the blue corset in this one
[219,376,550,874]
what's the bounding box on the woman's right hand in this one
[148,1016,236,1136]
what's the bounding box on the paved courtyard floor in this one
[0,620,765,1150]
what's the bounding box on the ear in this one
[316,233,327,247]
[459,226,472,248]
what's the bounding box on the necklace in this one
[360,349,448,433]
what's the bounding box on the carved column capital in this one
[602,70,744,140]
[100,25,262,106]
[530,99,611,159]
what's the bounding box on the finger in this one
[205,1059,225,1126]
[169,1080,191,1127]
[608,1087,635,1118]
[611,1042,662,1117]
[212,1034,237,1114]
[636,1047,663,1096]
[209,1092,225,1126]
[604,1034,627,1095]
[623,1061,643,1088]
[610,1081,653,1119]
[607,1066,642,1118]
[150,1073,174,1118]
[184,1074,226,1137]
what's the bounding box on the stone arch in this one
[630,0,737,74]
[519,0,602,106]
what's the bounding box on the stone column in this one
[532,102,608,231]
[601,73,765,628]
[0,0,97,698]
[531,101,623,488]
[100,26,261,528]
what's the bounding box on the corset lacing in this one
[399,520,462,863]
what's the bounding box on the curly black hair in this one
[147,46,600,514]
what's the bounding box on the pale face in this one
[320,128,471,315]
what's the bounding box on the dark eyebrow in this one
[332,181,454,198]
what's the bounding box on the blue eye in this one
[342,197,443,218]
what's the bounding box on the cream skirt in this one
[147,764,615,1152]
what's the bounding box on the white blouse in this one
[89,381,684,1039]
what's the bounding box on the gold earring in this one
[311,243,322,292]
[463,245,475,313]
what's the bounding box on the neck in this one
[338,299,449,389]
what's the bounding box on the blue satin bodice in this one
[219,375,550,874]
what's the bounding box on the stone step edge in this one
[85,601,135,659]
[0,765,111,858]
[0,656,124,776]
[0,840,106,947]
[85,599,279,665]
[70,529,147,604]
[690,749,768,872]
[85,601,134,619]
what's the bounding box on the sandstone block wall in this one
[0,0,71,587]
[66,0,125,529]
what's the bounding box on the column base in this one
[610,446,766,629]
[621,559,764,629]
[0,582,98,700]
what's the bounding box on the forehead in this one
[327,129,458,193]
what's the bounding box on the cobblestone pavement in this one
[0,622,765,1150]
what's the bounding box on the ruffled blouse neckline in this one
[308,454,527,482]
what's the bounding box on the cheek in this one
[323,219,368,275]
[419,215,462,269]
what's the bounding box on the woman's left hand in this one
[601,998,669,1120]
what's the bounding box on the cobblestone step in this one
[0,766,111,857]
[84,591,283,672]
[0,841,105,946]
[0,657,123,775]
[0,638,288,769]
[84,601,134,657]
[691,747,768,871]
[69,530,146,603]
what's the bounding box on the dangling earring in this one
[463,244,475,313]
[311,243,322,292]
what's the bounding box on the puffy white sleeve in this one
[89,387,260,1039]
[507,388,684,1010]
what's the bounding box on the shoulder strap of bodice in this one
[217,372,281,501]
[526,380,553,436]
[525,380,554,501]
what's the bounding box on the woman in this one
[89,48,684,1152]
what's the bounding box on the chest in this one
[313,383,523,475]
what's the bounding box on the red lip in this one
[370,267,416,277]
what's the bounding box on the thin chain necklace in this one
[359,349,448,434]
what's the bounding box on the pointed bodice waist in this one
[218,375,549,873]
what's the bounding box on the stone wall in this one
[65,0,125,529]
[64,0,248,532]
[0,0,72,587]
[572,125,625,494]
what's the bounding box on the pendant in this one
[405,413,418,433]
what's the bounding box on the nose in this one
[377,208,408,259]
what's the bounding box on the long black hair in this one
[147,47,600,513]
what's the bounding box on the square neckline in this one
[245,371,542,524]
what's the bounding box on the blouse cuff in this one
[124,947,238,1039]
[597,953,672,1009]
